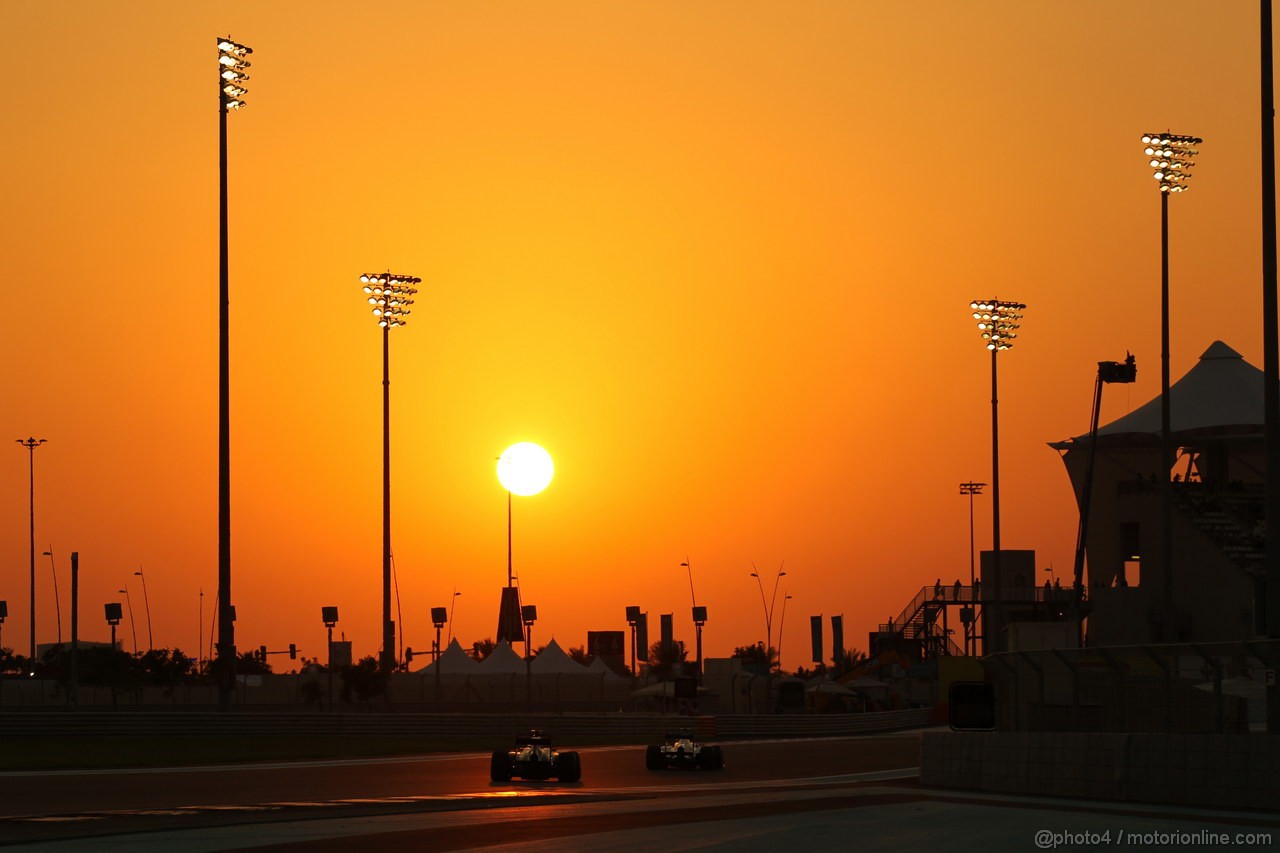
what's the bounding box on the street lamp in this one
[970,299,1025,652]
[749,563,787,664]
[118,588,138,654]
[446,589,461,647]
[776,593,793,673]
[16,438,45,672]
[41,549,62,646]
[1141,132,1201,641]
[680,559,696,606]
[360,271,420,673]
[216,35,252,711]
[133,569,153,652]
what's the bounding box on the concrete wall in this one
[921,731,1279,810]
[0,707,934,741]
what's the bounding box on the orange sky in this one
[2,2,1273,669]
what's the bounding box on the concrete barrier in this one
[921,731,1280,810]
[0,707,932,742]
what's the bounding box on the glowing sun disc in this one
[497,442,554,496]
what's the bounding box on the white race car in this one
[645,730,724,771]
[490,730,582,782]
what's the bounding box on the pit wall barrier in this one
[920,731,1280,811]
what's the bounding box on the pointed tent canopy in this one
[1050,341,1263,449]
[476,640,527,674]
[413,638,481,675]
[529,638,590,674]
[586,655,629,681]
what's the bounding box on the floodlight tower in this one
[970,299,1026,652]
[360,272,420,673]
[959,482,986,588]
[216,36,251,711]
[1141,132,1201,639]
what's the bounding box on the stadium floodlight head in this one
[360,272,420,329]
[218,37,252,111]
[970,299,1026,352]
[1140,132,1202,194]
[960,481,986,496]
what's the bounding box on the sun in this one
[497,442,554,496]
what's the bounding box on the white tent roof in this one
[413,638,481,675]
[1052,341,1263,447]
[476,640,527,674]
[586,655,629,681]
[529,638,590,674]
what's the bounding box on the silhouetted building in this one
[1050,341,1264,645]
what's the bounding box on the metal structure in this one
[1071,354,1138,609]
[749,563,787,666]
[41,548,62,645]
[1259,0,1280,736]
[1141,132,1201,641]
[322,605,338,709]
[134,568,153,651]
[118,587,138,654]
[360,271,420,672]
[16,438,45,671]
[970,300,1026,652]
[216,36,252,710]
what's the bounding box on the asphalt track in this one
[2,731,1277,851]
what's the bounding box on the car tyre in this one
[490,749,511,782]
[557,751,582,783]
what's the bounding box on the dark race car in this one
[645,729,724,771]
[490,730,582,782]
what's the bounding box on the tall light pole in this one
[776,593,793,673]
[682,559,705,680]
[1260,0,1280,736]
[971,300,1025,653]
[495,443,554,652]
[41,549,62,645]
[446,589,461,647]
[360,272,419,673]
[216,36,252,711]
[16,438,45,672]
[959,482,985,588]
[118,587,138,654]
[749,563,787,661]
[133,569,153,652]
[1141,132,1200,642]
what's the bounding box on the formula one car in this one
[645,730,724,771]
[490,730,582,782]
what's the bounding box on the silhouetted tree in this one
[731,642,777,675]
[792,662,828,680]
[832,647,869,677]
[471,638,495,661]
[0,647,28,675]
[235,650,273,675]
[567,645,589,665]
[138,648,197,692]
[646,640,687,681]
[340,655,387,704]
